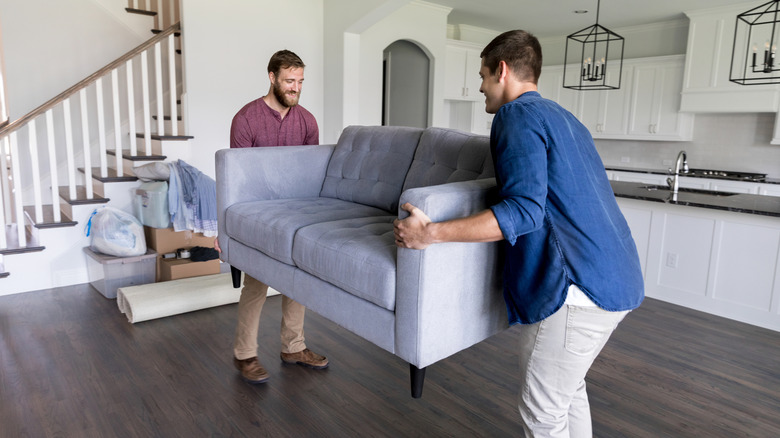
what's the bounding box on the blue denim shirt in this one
[489,91,644,325]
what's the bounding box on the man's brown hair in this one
[480,30,542,84]
[267,50,306,75]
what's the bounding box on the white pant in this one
[517,301,628,438]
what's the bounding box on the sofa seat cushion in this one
[225,197,390,265]
[293,216,397,311]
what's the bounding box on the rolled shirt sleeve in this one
[489,103,548,246]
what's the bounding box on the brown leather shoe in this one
[233,356,269,384]
[280,348,329,369]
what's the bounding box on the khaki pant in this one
[517,303,629,438]
[233,274,306,360]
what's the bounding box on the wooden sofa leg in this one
[410,364,426,399]
[230,266,242,288]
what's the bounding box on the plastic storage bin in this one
[134,181,170,228]
[84,247,157,299]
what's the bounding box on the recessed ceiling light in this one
[573,10,588,14]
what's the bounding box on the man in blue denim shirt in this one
[394,30,643,437]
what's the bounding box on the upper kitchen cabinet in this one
[576,66,633,138]
[540,56,692,141]
[681,4,780,112]
[444,40,483,101]
[537,65,581,117]
[628,56,694,141]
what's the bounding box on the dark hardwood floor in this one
[1,284,778,437]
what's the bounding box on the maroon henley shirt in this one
[230,97,319,148]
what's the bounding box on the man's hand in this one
[393,203,433,249]
[214,237,221,253]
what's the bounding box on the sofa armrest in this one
[395,178,509,368]
[215,144,335,260]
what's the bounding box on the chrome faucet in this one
[667,150,689,194]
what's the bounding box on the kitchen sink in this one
[638,185,739,197]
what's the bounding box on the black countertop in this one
[606,166,780,185]
[611,181,780,218]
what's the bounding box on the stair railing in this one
[0,22,182,249]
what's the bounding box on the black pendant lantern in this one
[730,0,780,85]
[563,0,624,90]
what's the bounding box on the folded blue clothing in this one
[167,160,218,236]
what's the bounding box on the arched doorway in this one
[382,40,430,128]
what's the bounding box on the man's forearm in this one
[428,209,504,244]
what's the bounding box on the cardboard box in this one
[143,227,217,281]
[144,226,215,254]
[159,258,220,282]
[84,247,157,298]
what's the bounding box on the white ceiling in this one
[429,0,761,38]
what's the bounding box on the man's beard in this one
[273,81,300,108]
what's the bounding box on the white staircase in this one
[0,0,190,295]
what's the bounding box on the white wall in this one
[324,0,391,143]
[356,1,450,130]
[323,0,450,143]
[180,0,324,178]
[0,0,150,118]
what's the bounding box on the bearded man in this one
[221,49,325,384]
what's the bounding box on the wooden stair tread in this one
[1,225,45,255]
[58,186,110,205]
[106,149,167,161]
[151,29,181,37]
[78,167,139,183]
[23,205,78,228]
[152,115,183,121]
[125,8,156,16]
[0,245,46,255]
[135,133,194,141]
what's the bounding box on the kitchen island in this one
[611,180,780,332]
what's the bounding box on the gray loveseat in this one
[216,125,508,397]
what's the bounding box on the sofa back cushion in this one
[321,125,424,212]
[403,127,494,191]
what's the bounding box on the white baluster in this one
[9,132,25,247]
[0,167,6,247]
[154,41,164,136]
[126,59,137,157]
[96,78,108,178]
[63,99,77,200]
[45,109,61,223]
[27,120,43,223]
[0,136,10,231]
[168,33,178,136]
[141,50,152,156]
[111,69,123,177]
[80,89,93,199]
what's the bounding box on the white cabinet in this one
[616,197,780,331]
[628,57,694,141]
[681,5,780,112]
[577,67,633,138]
[537,65,580,115]
[541,56,692,141]
[446,100,493,135]
[444,41,483,101]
